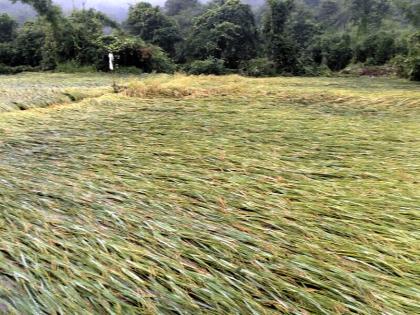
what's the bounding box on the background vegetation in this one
[0,0,419,80]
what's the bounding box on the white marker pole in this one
[108,52,114,71]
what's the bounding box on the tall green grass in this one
[0,74,419,314]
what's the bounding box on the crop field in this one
[0,73,419,314]
[0,73,125,112]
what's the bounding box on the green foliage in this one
[288,9,319,50]
[0,43,15,65]
[164,0,200,16]
[40,26,58,69]
[240,57,277,76]
[0,13,17,43]
[12,0,62,25]
[395,0,420,27]
[126,2,181,57]
[60,9,119,66]
[113,66,144,75]
[409,56,420,81]
[186,0,258,69]
[391,55,411,78]
[263,0,299,73]
[97,35,175,73]
[0,0,418,79]
[349,0,390,34]
[316,0,341,27]
[407,32,420,81]
[0,63,39,74]
[186,58,227,75]
[354,32,406,65]
[0,0,36,23]
[386,32,419,81]
[55,61,97,73]
[311,33,353,71]
[164,0,203,38]
[13,20,46,67]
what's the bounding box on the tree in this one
[288,8,319,50]
[186,0,258,69]
[311,34,353,71]
[95,35,176,73]
[13,20,46,67]
[11,0,61,25]
[11,0,65,69]
[349,0,391,34]
[164,0,203,36]
[354,32,402,65]
[62,9,120,65]
[395,0,420,27]
[317,0,341,27]
[407,32,420,80]
[0,14,17,43]
[164,0,200,16]
[262,0,298,73]
[126,2,181,57]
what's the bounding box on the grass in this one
[0,73,419,314]
[0,72,135,112]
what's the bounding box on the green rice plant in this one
[0,74,419,314]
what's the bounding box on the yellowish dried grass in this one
[123,74,246,99]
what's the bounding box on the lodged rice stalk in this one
[0,73,419,314]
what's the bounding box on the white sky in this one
[56,0,165,8]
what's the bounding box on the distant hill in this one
[0,0,36,23]
[1,0,267,23]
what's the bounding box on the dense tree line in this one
[0,0,419,80]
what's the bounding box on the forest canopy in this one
[0,0,419,80]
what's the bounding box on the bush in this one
[354,32,405,66]
[186,58,227,75]
[240,58,276,77]
[55,61,97,73]
[311,34,352,71]
[113,66,143,75]
[409,56,420,81]
[392,33,420,81]
[0,64,40,74]
[301,63,333,76]
[96,35,175,74]
[408,32,420,81]
[0,43,14,65]
[391,55,411,78]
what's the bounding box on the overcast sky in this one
[52,0,167,20]
[55,0,165,9]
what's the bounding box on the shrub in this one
[0,43,15,65]
[186,58,227,75]
[409,56,420,81]
[240,58,276,77]
[113,66,143,75]
[391,55,411,78]
[55,61,97,73]
[408,32,420,81]
[392,33,420,81]
[96,35,175,74]
[0,64,40,74]
[354,32,405,66]
[311,34,353,71]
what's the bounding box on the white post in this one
[108,52,114,71]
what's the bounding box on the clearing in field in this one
[0,73,419,314]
